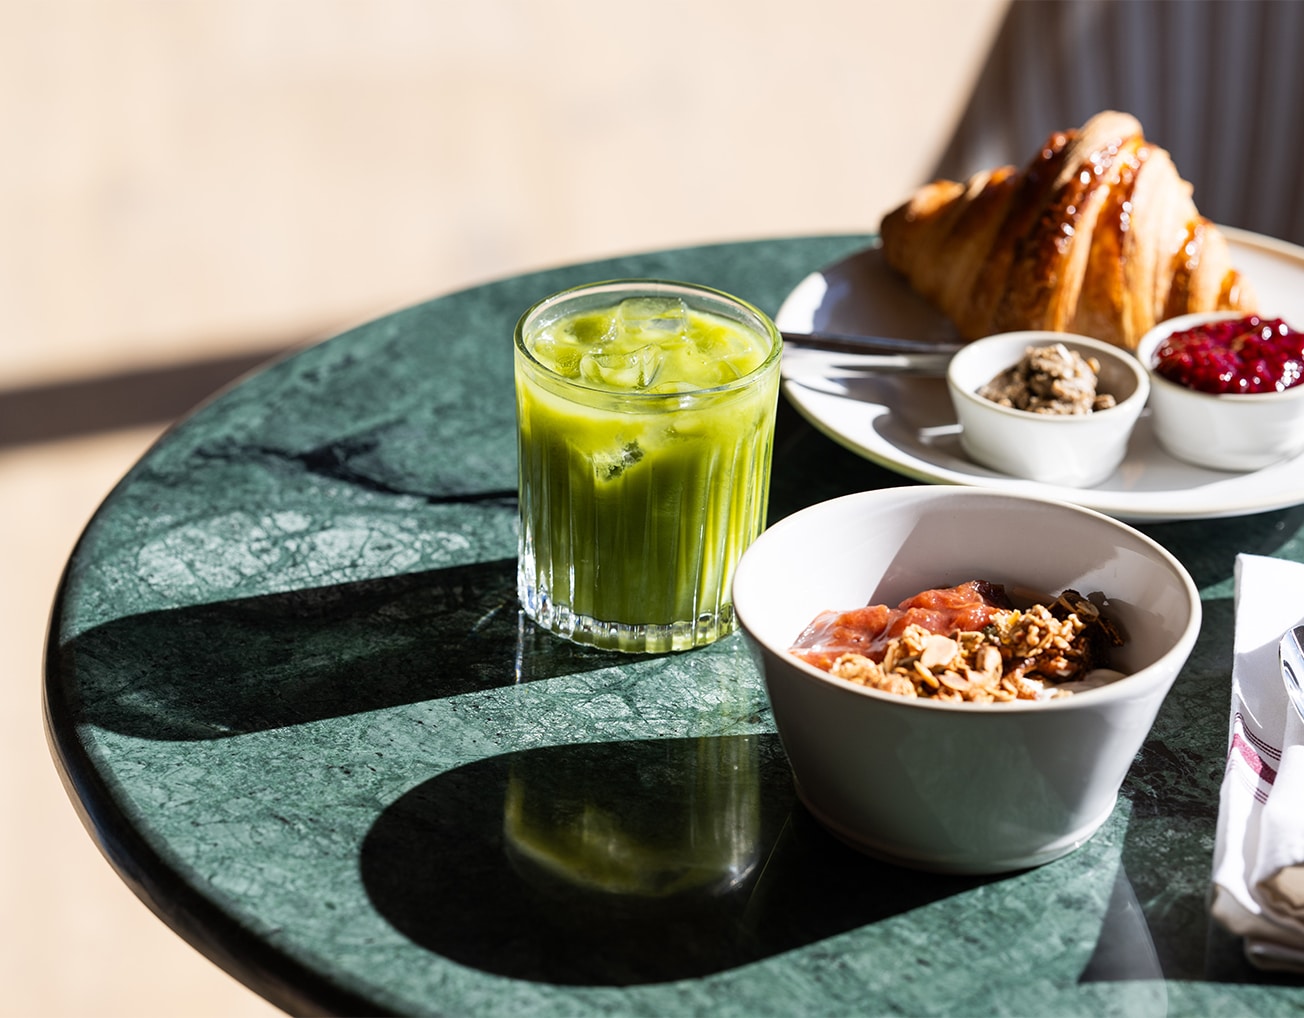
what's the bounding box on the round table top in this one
[45,236,1304,1015]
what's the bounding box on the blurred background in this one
[3,0,1300,1014]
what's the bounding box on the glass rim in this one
[513,278,783,399]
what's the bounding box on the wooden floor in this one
[0,2,1005,1013]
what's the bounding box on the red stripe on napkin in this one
[1230,731,1279,798]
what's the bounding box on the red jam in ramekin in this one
[1154,315,1304,395]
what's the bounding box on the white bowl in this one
[732,486,1201,875]
[947,331,1150,487]
[1135,311,1304,471]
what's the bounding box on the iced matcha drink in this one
[514,280,782,652]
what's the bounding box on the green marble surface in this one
[45,236,1304,1016]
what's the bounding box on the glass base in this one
[518,578,736,653]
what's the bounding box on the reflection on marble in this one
[362,736,788,985]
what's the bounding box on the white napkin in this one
[1211,553,1304,971]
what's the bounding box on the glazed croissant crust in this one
[879,111,1255,350]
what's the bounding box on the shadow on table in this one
[52,456,1304,745]
[52,502,1304,744]
[49,395,887,744]
[360,733,992,986]
[53,557,640,741]
[360,733,1166,988]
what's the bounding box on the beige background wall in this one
[2,0,1006,387]
[0,1,1006,1014]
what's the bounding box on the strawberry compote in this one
[1154,315,1304,395]
[790,580,1012,671]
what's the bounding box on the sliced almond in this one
[939,669,971,692]
[919,634,959,671]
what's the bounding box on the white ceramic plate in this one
[776,227,1304,522]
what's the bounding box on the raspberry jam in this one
[1154,315,1304,395]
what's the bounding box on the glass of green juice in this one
[514,279,782,653]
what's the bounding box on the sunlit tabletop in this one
[45,236,1304,1015]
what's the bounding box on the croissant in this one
[879,110,1255,350]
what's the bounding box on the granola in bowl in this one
[790,580,1125,703]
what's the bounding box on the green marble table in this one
[44,237,1304,1016]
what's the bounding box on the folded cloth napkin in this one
[1211,553,1304,971]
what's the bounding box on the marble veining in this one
[45,237,1304,1015]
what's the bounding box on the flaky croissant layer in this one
[880,110,1255,351]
